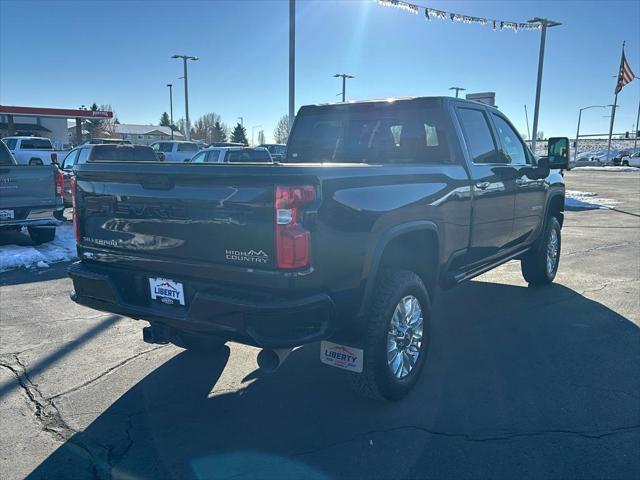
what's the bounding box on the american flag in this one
[615,50,635,94]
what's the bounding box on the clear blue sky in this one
[1,0,639,142]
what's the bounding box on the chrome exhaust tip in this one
[256,348,293,373]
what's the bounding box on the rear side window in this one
[0,142,14,165]
[20,138,52,149]
[456,108,501,164]
[177,142,198,152]
[89,146,158,162]
[3,139,17,150]
[286,104,454,164]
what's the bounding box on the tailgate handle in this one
[139,175,173,190]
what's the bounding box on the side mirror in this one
[547,137,569,170]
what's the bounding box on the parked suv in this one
[150,140,199,162]
[69,97,568,401]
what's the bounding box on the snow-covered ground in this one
[565,190,620,210]
[0,224,78,272]
[571,166,639,172]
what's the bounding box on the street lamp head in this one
[527,17,562,27]
[171,54,180,59]
[166,83,172,87]
[190,56,199,61]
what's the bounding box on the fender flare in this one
[357,220,439,316]
[544,188,565,223]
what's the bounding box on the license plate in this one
[320,341,363,373]
[0,209,14,220]
[149,277,185,306]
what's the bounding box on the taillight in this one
[70,176,80,242]
[55,169,64,196]
[275,185,315,269]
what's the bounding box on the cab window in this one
[491,114,528,165]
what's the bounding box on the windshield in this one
[224,148,272,162]
[286,103,454,164]
[20,138,52,149]
[89,145,158,162]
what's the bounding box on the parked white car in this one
[187,146,272,163]
[620,152,640,167]
[2,136,68,165]
[149,140,199,162]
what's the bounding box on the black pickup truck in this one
[68,97,568,400]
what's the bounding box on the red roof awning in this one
[0,105,113,119]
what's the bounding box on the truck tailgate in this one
[0,165,57,210]
[76,164,286,269]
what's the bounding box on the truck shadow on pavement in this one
[28,281,640,480]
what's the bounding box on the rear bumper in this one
[68,261,335,348]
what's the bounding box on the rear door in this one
[455,105,517,266]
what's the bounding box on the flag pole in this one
[606,41,625,162]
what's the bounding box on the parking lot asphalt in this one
[1,170,638,480]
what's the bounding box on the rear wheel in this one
[28,226,56,245]
[521,216,561,285]
[622,159,629,166]
[352,270,431,401]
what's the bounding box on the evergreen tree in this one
[160,112,171,127]
[257,130,266,145]
[230,122,248,144]
[212,121,227,143]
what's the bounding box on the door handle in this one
[475,181,490,190]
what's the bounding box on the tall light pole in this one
[633,76,639,152]
[166,83,174,140]
[528,17,561,153]
[449,86,466,98]
[171,54,198,141]
[574,105,609,161]
[251,125,262,146]
[289,0,295,131]
[334,73,355,102]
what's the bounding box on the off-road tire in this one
[521,216,561,285]
[28,226,56,245]
[351,269,431,401]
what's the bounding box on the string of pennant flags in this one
[377,0,542,32]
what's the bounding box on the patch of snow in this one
[565,190,620,210]
[0,224,77,272]
[571,166,639,172]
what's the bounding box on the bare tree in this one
[192,113,226,143]
[273,115,289,144]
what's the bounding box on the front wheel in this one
[521,216,561,285]
[351,270,431,401]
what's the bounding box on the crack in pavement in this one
[0,351,157,480]
[0,353,104,479]
[48,346,166,401]
[291,424,640,458]
[563,242,636,256]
